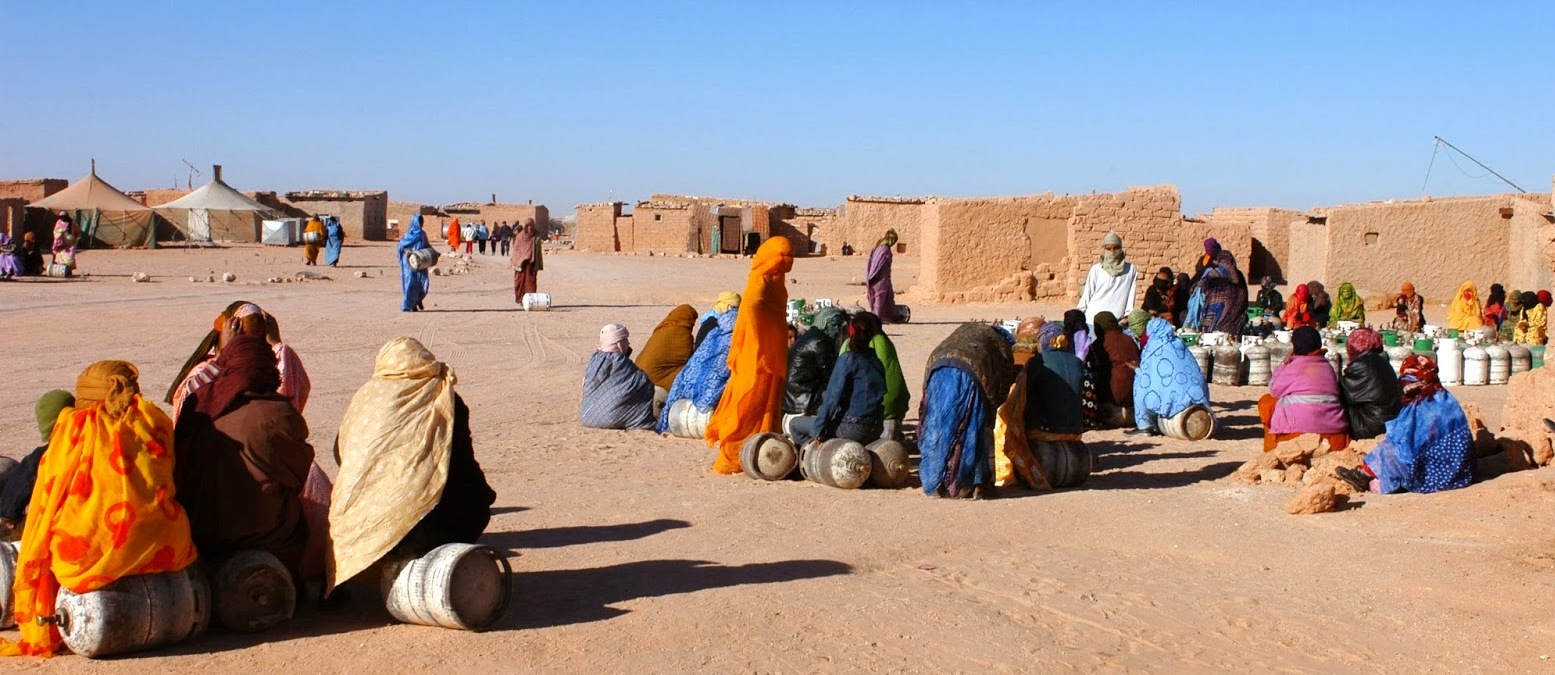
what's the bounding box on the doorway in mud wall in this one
[719,216,742,254]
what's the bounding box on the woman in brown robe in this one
[511,218,543,302]
[636,305,698,390]
[174,334,315,579]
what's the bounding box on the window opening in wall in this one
[1364,232,1379,246]
[653,213,661,221]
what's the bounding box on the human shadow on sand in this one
[1093,449,1218,471]
[503,558,854,629]
[1087,461,1242,490]
[482,518,690,550]
[1210,414,1264,441]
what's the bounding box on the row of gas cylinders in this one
[0,541,510,658]
[1188,339,1543,387]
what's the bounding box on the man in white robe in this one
[1076,231,1137,333]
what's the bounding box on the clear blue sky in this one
[3,1,1552,215]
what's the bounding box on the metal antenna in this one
[180,159,202,190]
[1430,136,1527,193]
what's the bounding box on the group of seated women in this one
[2,304,494,657]
[1259,326,1473,494]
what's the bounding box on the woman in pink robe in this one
[866,229,901,323]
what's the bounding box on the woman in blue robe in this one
[323,216,345,267]
[917,323,1015,499]
[398,215,431,312]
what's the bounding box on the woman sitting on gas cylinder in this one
[787,314,886,448]
[1338,328,1403,440]
[1259,327,1350,452]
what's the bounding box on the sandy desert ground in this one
[0,242,1552,674]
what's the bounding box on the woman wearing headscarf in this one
[708,237,794,474]
[1446,281,1485,331]
[1057,309,1090,360]
[784,306,846,419]
[50,212,78,273]
[1039,325,1085,396]
[446,218,462,251]
[2,362,198,656]
[695,292,741,350]
[1540,290,1553,310]
[1170,272,1193,328]
[1255,277,1284,317]
[0,232,21,280]
[0,391,76,536]
[1339,328,1403,440]
[1011,315,1046,367]
[1393,282,1426,332]
[866,229,903,323]
[838,312,911,437]
[511,218,543,302]
[174,335,315,581]
[1336,355,1473,495]
[302,216,326,265]
[657,303,738,434]
[1127,309,1150,347]
[1259,327,1350,452]
[263,312,312,413]
[637,305,699,393]
[580,324,657,430]
[1282,284,1314,329]
[918,323,1015,498]
[1513,291,1547,345]
[1307,281,1332,327]
[1482,283,1507,329]
[327,338,495,595]
[1193,241,1249,336]
[1328,282,1365,327]
[169,301,268,416]
[1077,232,1138,330]
[1087,311,1140,426]
[789,313,886,448]
[994,332,1087,491]
[1127,317,1211,437]
[323,215,346,267]
[19,231,44,276]
[398,214,432,312]
[1142,267,1174,321]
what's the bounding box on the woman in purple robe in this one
[866,229,902,323]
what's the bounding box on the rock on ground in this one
[1287,484,1344,515]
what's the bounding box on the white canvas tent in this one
[27,160,154,248]
[154,165,275,243]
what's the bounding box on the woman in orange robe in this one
[446,218,462,252]
[708,237,794,474]
[2,361,198,656]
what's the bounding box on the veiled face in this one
[752,237,794,276]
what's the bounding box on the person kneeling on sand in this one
[788,313,886,448]
[327,338,495,597]
[579,324,656,430]
[1335,355,1473,495]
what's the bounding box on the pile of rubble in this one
[1233,438,1366,514]
[434,253,477,276]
